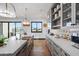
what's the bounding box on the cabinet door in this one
[53,43,62,56]
[46,39,54,56]
[17,47,26,56]
[61,49,69,56]
[25,46,29,56]
[25,38,33,56]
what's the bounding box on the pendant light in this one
[22,8,30,26]
[0,3,16,18]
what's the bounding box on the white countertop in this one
[46,34,79,56]
[0,36,27,56]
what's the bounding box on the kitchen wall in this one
[0,18,49,38]
[23,19,48,38]
[50,25,79,39]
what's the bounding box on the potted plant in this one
[0,35,8,46]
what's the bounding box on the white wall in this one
[23,19,48,38]
[0,17,49,38]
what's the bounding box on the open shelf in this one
[52,25,61,29]
[52,7,61,16]
[53,16,60,21]
[51,3,79,29]
[51,3,61,29]
[63,7,71,13]
[53,25,60,27]
[63,17,71,21]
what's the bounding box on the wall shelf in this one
[63,7,71,13]
[52,25,61,29]
[52,7,61,16]
[63,17,71,21]
[51,3,61,29]
[51,3,79,29]
[53,25,60,27]
[53,16,60,21]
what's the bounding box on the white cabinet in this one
[46,38,54,56]
[51,3,79,28]
[46,36,69,56]
[53,43,62,56]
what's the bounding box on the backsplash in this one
[50,25,79,39]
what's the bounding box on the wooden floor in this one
[29,39,51,56]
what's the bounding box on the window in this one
[9,23,16,37]
[0,23,8,38]
[9,22,24,38]
[31,22,42,33]
[0,22,24,38]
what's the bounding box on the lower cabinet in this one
[46,39,54,56]
[16,44,27,56]
[46,37,69,56]
[16,38,33,56]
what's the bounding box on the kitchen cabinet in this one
[62,3,72,26]
[51,3,61,29]
[51,3,79,29]
[16,37,33,56]
[76,3,79,25]
[46,36,69,56]
[16,44,27,56]
[46,39,54,55]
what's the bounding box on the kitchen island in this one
[0,36,33,56]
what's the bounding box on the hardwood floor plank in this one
[29,39,51,56]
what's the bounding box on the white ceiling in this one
[0,3,53,20]
[13,3,53,20]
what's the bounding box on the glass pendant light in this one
[22,8,30,26]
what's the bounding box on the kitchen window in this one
[0,22,24,38]
[31,22,42,33]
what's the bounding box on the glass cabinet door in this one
[76,3,79,25]
[62,3,72,26]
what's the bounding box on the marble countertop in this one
[0,36,27,56]
[46,34,79,56]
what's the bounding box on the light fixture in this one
[43,23,48,28]
[0,3,16,18]
[22,19,30,26]
[22,8,30,26]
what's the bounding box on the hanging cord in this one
[10,3,17,17]
[5,3,7,14]
[25,8,27,19]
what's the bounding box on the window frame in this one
[0,21,22,38]
[31,21,42,33]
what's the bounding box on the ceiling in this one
[0,3,53,20]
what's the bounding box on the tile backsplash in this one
[50,25,79,39]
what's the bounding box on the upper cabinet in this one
[62,3,72,26]
[51,3,61,29]
[51,3,79,29]
[76,3,79,25]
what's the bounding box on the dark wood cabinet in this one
[16,37,33,56]
[16,44,27,56]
